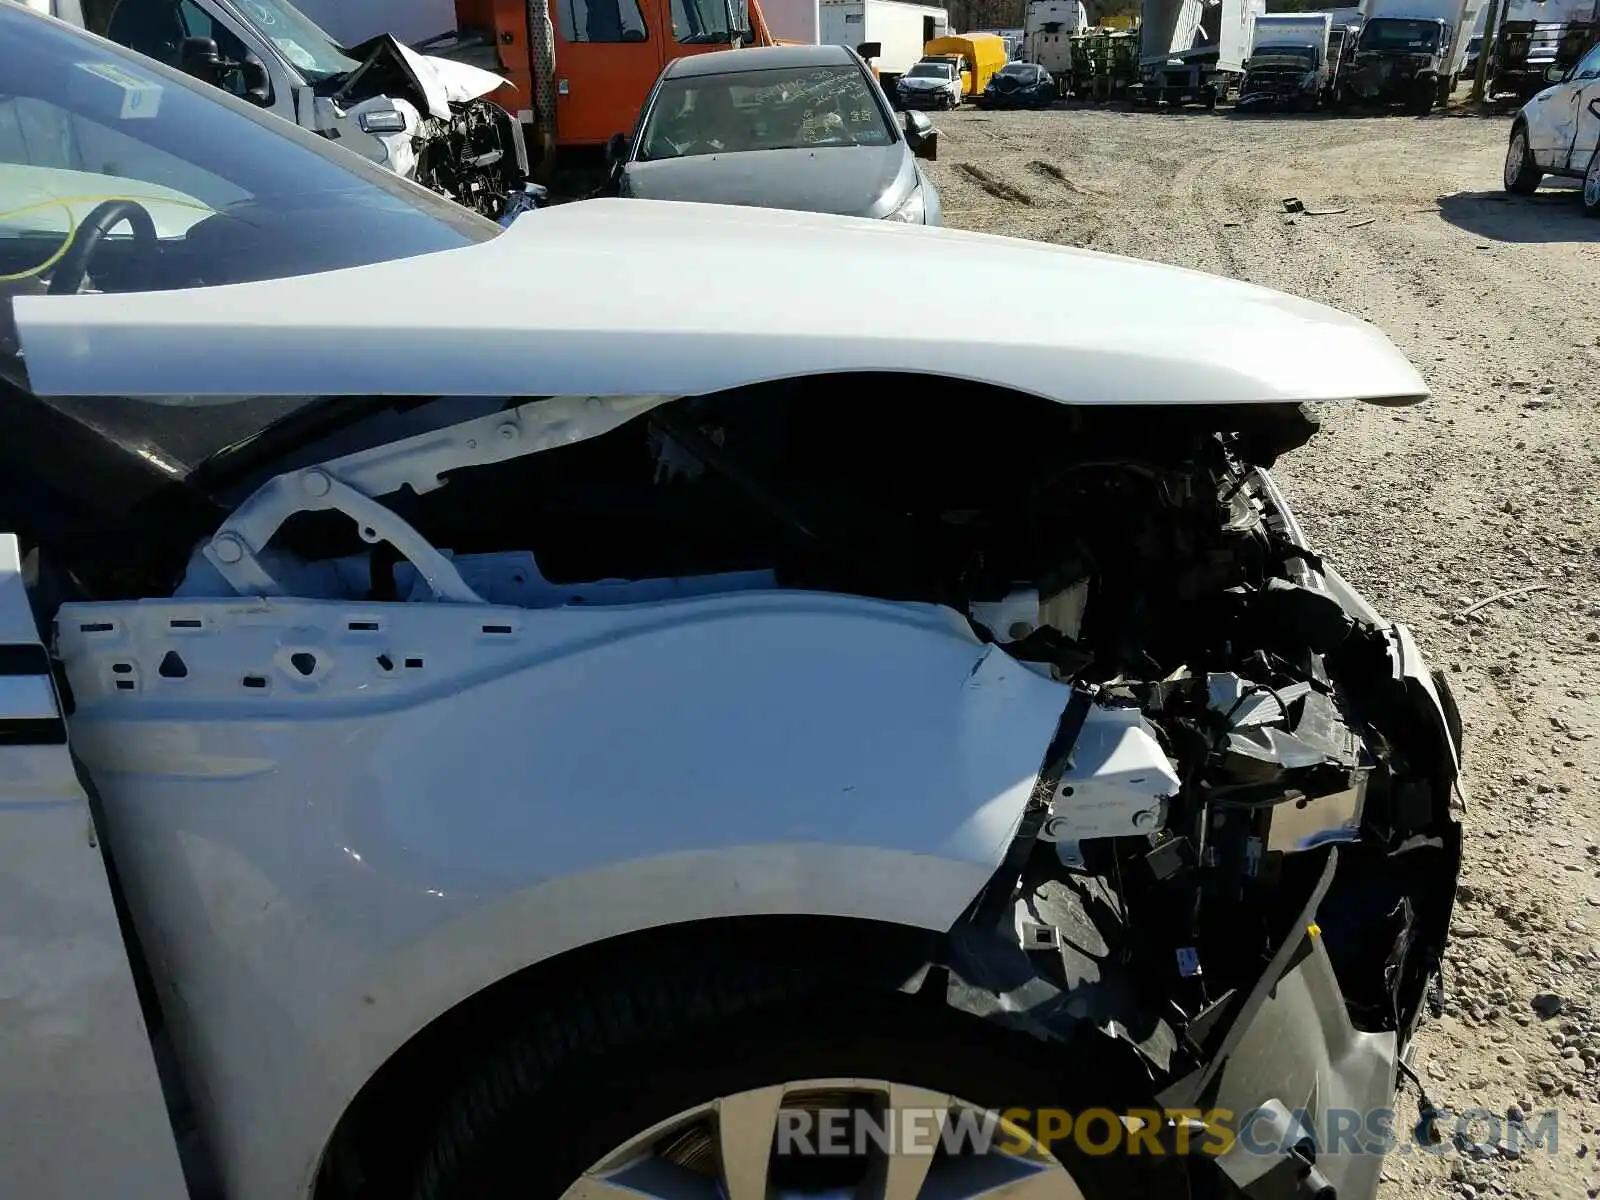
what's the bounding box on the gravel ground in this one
[925,103,1600,1200]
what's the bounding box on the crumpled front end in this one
[1344,50,1440,103]
[312,34,531,219]
[1240,54,1321,108]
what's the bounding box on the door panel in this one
[552,0,664,145]
[1560,44,1600,170]
[0,535,189,1200]
[1547,41,1600,170]
[1533,84,1581,167]
[1574,85,1600,174]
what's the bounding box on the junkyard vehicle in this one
[979,60,1058,106]
[608,45,942,222]
[36,0,532,219]
[3,3,1466,1199]
[920,51,974,93]
[1131,0,1266,107]
[898,58,965,107]
[1024,0,1088,93]
[820,0,950,89]
[1339,0,1481,113]
[1504,37,1600,213]
[923,33,1010,96]
[1492,12,1599,100]
[1240,12,1335,109]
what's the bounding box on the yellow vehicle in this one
[921,32,1009,95]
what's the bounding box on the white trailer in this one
[1024,0,1089,80]
[819,0,950,80]
[1133,0,1266,105]
[763,0,824,40]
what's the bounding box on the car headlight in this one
[885,188,926,223]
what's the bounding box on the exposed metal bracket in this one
[205,468,483,602]
[201,394,671,602]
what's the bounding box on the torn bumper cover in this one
[914,513,1462,1200]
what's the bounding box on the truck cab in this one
[453,0,761,146]
[1340,0,1478,111]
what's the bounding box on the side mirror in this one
[902,109,937,161]
[241,57,273,107]
[1547,63,1567,82]
[179,36,224,84]
[605,131,628,174]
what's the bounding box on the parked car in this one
[35,0,534,220]
[4,5,1464,1200]
[1503,38,1600,214]
[607,45,942,224]
[978,60,1058,106]
[898,58,965,108]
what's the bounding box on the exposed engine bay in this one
[23,379,1464,1173]
[325,36,529,219]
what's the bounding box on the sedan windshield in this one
[638,63,895,160]
[994,64,1038,79]
[906,63,953,78]
[0,2,500,478]
[1358,18,1442,51]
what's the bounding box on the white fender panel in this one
[56,590,1069,1199]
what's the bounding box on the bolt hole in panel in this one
[158,651,188,679]
[242,675,268,689]
[404,657,423,669]
[376,654,395,672]
[289,652,318,677]
[169,618,203,630]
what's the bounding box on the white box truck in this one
[763,0,824,40]
[820,0,950,82]
[1239,12,1336,108]
[1341,0,1481,110]
[1132,0,1266,106]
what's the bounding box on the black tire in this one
[1503,121,1542,195]
[410,958,1182,1200]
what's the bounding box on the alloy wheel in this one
[1505,129,1526,187]
[558,1078,1088,1200]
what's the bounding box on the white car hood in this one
[15,198,1429,405]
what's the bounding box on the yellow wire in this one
[0,192,212,283]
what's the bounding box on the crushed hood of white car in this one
[14,198,1429,406]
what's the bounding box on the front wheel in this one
[1583,150,1600,216]
[1504,123,1543,195]
[409,962,1181,1200]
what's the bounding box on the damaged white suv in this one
[2,8,1463,1200]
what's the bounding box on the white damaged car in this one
[1,5,1464,1200]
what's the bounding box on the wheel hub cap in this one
[561,1079,1088,1200]
[1506,132,1525,183]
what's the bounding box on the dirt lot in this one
[926,105,1600,1200]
